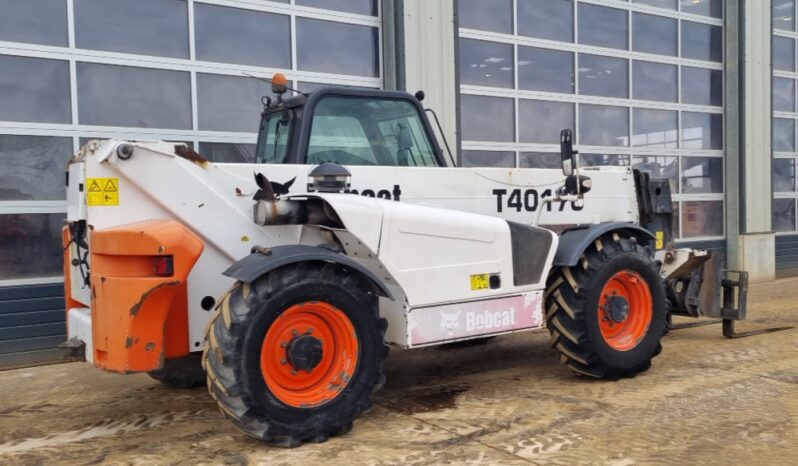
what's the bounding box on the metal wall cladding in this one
[0,284,66,369]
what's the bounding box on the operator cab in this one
[255,73,447,167]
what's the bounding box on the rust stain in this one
[129,281,181,317]
[174,145,209,168]
[124,337,140,349]
[144,342,156,352]
[270,201,278,220]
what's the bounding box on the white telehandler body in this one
[61,78,746,446]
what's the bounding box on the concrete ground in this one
[1,279,797,466]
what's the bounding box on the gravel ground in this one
[1,277,796,465]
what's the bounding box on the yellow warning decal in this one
[470,273,490,291]
[655,231,664,250]
[87,177,119,206]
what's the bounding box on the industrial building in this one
[0,0,788,366]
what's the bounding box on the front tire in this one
[545,232,667,379]
[203,263,388,447]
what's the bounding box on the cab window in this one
[307,96,440,167]
[256,110,292,164]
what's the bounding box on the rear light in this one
[154,256,174,277]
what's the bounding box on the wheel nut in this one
[291,369,298,376]
[292,329,299,337]
[280,359,287,365]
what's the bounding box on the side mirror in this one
[560,129,577,177]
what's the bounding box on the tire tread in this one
[545,233,667,379]
[202,262,388,447]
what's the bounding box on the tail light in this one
[153,256,174,277]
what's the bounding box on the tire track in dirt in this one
[0,409,214,456]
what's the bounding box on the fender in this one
[553,222,656,267]
[224,245,394,300]
[89,220,204,373]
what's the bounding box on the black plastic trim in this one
[553,222,656,267]
[224,245,394,300]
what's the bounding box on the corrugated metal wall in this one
[776,235,798,278]
[0,284,67,369]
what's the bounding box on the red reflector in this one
[154,256,174,277]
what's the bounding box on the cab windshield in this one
[255,95,442,166]
[307,96,440,167]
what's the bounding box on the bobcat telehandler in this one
[62,74,752,447]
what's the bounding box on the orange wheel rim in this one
[598,271,653,351]
[260,301,359,408]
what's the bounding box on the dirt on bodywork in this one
[0,278,797,465]
[174,145,209,168]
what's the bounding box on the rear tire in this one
[545,232,667,379]
[203,263,388,447]
[148,353,205,388]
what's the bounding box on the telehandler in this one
[62,74,752,446]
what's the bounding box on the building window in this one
[194,4,291,68]
[0,135,73,201]
[196,74,268,133]
[458,0,725,240]
[0,214,65,280]
[0,0,383,286]
[0,0,68,47]
[296,18,379,77]
[77,63,192,129]
[0,56,71,124]
[74,0,190,59]
[773,1,798,234]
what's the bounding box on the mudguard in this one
[553,222,656,267]
[224,245,394,300]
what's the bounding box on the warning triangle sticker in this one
[88,180,102,192]
[104,179,118,192]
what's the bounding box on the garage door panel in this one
[0,335,66,355]
[0,322,65,341]
[0,285,66,367]
[0,297,66,314]
[0,310,66,328]
[776,235,798,277]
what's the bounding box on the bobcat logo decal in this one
[440,310,461,336]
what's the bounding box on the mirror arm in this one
[572,150,580,196]
[425,108,456,167]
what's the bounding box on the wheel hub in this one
[261,301,359,408]
[285,334,323,373]
[605,295,630,323]
[597,271,654,351]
